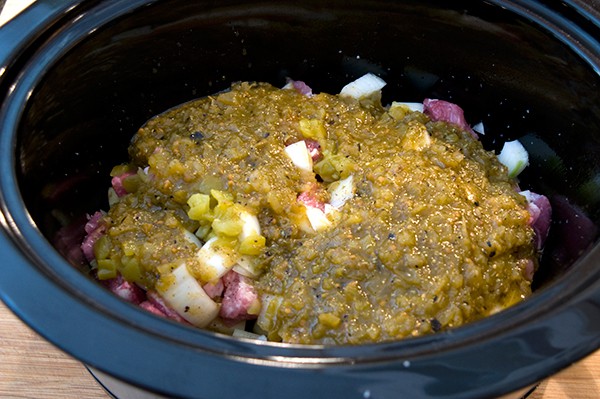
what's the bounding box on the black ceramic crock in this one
[1,1,600,398]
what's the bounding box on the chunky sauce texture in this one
[95,82,535,344]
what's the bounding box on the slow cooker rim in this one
[1,0,600,397]
[501,0,600,74]
[0,0,599,359]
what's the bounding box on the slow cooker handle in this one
[0,0,80,85]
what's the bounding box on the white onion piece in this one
[182,228,202,248]
[305,205,332,231]
[473,121,485,135]
[340,73,386,99]
[519,190,534,202]
[107,187,119,207]
[196,236,238,281]
[233,255,262,279]
[498,140,529,178]
[256,294,283,332]
[323,204,336,215]
[156,263,219,327]
[239,211,261,241]
[284,141,313,172]
[233,328,267,341]
[328,175,355,209]
[390,101,424,113]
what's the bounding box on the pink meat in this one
[287,79,313,97]
[219,271,259,322]
[522,191,552,250]
[111,171,136,197]
[523,259,535,281]
[84,211,104,234]
[139,301,167,317]
[304,139,323,162]
[203,279,225,299]
[297,185,326,212]
[103,275,146,304]
[146,290,188,323]
[80,211,106,262]
[423,98,477,138]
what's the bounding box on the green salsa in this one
[94,81,535,344]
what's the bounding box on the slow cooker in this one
[1,1,600,398]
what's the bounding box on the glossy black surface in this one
[1,1,600,398]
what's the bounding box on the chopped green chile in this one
[94,81,537,344]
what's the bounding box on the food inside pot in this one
[57,74,551,344]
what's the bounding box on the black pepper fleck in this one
[430,318,442,332]
[190,131,205,141]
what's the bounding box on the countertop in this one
[1,1,599,398]
[1,300,600,398]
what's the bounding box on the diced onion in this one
[182,228,202,247]
[284,141,313,172]
[107,187,119,207]
[498,140,529,178]
[328,175,355,209]
[340,73,386,99]
[233,255,262,279]
[207,318,246,335]
[233,328,267,341]
[519,190,543,205]
[519,190,533,202]
[473,121,485,135]
[256,294,283,332]
[239,211,261,241]
[305,205,332,231]
[156,262,219,327]
[196,236,238,281]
